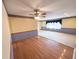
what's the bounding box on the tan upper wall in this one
[41,21,46,27]
[9,16,37,33]
[62,17,76,28]
[38,17,76,29]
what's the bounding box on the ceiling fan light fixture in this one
[34,16,40,20]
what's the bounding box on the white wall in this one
[2,3,11,59]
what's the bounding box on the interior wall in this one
[9,16,37,33]
[39,17,76,29]
[2,3,11,59]
[62,18,76,29]
[41,21,46,27]
[38,21,46,30]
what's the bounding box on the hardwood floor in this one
[12,36,74,59]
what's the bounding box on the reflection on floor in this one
[38,30,76,48]
[12,36,73,59]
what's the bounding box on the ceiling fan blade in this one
[29,14,34,15]
[41,12,46,15]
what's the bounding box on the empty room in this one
[2,0,76,59]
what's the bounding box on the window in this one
[46,19,62,29]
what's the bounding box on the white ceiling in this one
[3,0,76,20]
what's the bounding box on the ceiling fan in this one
[29,9,46,19]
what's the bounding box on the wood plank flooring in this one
[12,36,74,59]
